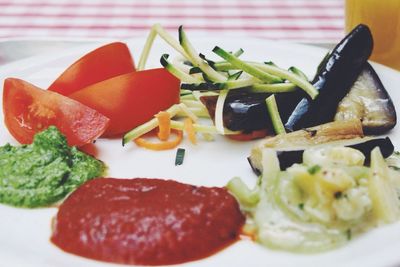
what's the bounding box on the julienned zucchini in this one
[181,77,258,91]
[210,48,318,99]
[189,49,244,75]
[212,46,282,83]
[266,95,286,135]
[178,26,226,82]
[250,83,297,93]
[289,66,308,81]
[228,71,243,81]
[160,54,202,83]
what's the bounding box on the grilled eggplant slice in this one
[284,24,373,131]
[249,120,393,172]
[250,120,363,172]
[200,89,303,134]
[272,137,393,170]
[335,63,396,134]
[201,25,377,138]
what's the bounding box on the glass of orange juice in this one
[345,0,400,70]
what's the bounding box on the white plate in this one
[0,36,400,267]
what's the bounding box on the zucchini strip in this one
[250,83,297,93]
[137,24,189,70]
[123,104,182,145]
[214,62,240,72]
[253,62,318,99]
[189,67,202,74]
[181,77,259,91]
[226,177,259,207]
[289,66,308,81]
[233,48,244,57]
[212,46,282,83]
[180,89,192,96]
[180,99,205,109]
[177,107,210,118]
[228,71,243,81]
[215,89,229,134]
[179,26,226,82]
[214,61,317,98]
[181,82,222,91]
[160,54,202,83]
[180,94,196,100]
[179,103,199,122]
[266,94,286,135]
[222,77,259,90]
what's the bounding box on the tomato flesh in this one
[48,42,135,96]
[3,78,110,146]
[69,68,180,137]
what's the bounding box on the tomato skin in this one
[69,68,180,137]
[227,129,269,141]
[3,78,110,146]
[48,42,135,95]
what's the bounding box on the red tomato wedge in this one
[48,42,135,95]
[3,78,110,146]
[69,68,180,137]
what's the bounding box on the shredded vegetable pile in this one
[123,24,319,149]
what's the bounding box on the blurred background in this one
[0,0,344,64]
[0,0,343,41]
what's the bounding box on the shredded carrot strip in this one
[156,111,171,141]
[134,129,183,150]
[184,118,197,144]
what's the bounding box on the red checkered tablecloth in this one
[0,0,344,43]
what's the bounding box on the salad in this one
[0,23,399,266]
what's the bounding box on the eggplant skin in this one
[349,137,394,164]
[275,137,394,170]
[249,120,364,172]
[284,24,373,132]
[335,63,397,134]
[200,89,303,133]
[249,137,394,172]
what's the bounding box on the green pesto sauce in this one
[0,126,105,208]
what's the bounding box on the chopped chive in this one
[307,165,321,175]
[298,203,304,210]
[346,229,352,240]
[175,148,185,166]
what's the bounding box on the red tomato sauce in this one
[51,178,245,265]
